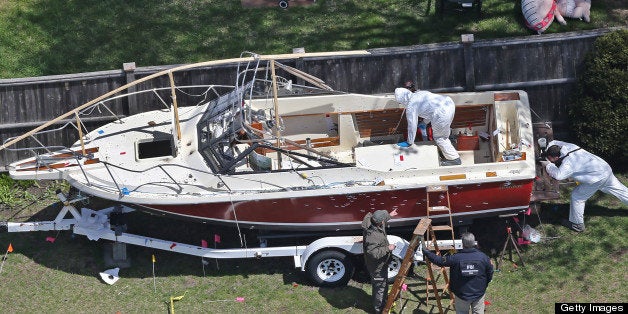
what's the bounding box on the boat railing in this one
[3,84,233,158]
[1,51,354,158]
[3,53,334,167]
[93,160,296,197]
[100,162,185,196]
[232,56,341,166]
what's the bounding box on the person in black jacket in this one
[422,232,493,314]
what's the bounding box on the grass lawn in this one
[0,175,625,312]
[0,0,626,79]
[0,0,626,312]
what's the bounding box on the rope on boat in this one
[229,192,245,248]
[390,107,407,136]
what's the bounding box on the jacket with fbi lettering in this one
[423,248,493,301]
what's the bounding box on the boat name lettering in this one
[500,184,523,189]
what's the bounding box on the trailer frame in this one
[1,192,465,287]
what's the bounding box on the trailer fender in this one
[298,235,408,271]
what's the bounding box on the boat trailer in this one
[1,192,462,286]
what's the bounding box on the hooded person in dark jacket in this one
[362,209,397,313]
[422,232,493,314]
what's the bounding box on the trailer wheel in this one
[306,250,354,287]
[387,256,402,283]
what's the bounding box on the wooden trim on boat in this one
[354,108,406,138]
[84,158,101,165]
[494,92,520,101]
[16,147,99,167]
[439,174,467,180]
[451,104,491,129]
[353,103,494,139]
[281,136,340,150]
[53,147,99,158]
[16,157,101,172]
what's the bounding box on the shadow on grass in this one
[318,285,371,312]
[488,196,627,296]
[2,197,370,289]
[534,198,628,229]
[3,188,625,303]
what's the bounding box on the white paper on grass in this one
[99,267,120,285]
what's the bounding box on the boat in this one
[2,51,538,231]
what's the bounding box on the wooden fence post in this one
[462,34,476,91]
[293,47,306,87]
[123,62,138,116]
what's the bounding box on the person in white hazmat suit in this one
[394,87,461,166]
[542,140,628,232]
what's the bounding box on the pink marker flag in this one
[236,297,245,302]
[45,237,56,243]
[201,240,208,248]
[401,284,408,291]
[214,234,221,244]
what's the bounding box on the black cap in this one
[541,145,562,158]
[403,81,415,91]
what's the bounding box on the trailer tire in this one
[306,250,354,287]
[387,256,403,283]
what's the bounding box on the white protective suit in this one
[394,88,460,160]
[545,140,628,225]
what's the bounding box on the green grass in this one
[0,175,626,312]
[0,174,67,212]
[0,0,626,78]
[0,0,627,312]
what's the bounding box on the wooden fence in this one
[0,28,620,168]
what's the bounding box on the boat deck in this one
[247,91,525,172]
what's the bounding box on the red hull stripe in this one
[144,180,533,226]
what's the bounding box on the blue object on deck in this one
[418,122,427,141]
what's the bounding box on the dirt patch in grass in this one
[609,248,627,262]
[604,0,628,23]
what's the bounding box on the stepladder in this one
[424,185,457,313]
[425,185,455,247]
[423,222,456,314]
[382,185,457,314]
